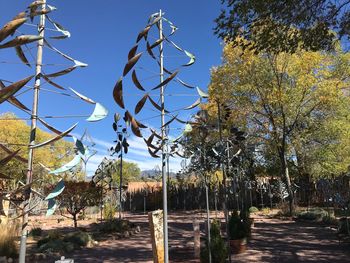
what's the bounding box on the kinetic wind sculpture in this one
[112,11,208,262]
[0,1,107,262]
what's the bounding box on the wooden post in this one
[148,210,164,263]
[193,218,200,258]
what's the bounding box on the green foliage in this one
[214,0,349,53]
[297,208,329,221]
[98,219,135,233]
[209,42,350,186]
[30,227,43,237]
[249,206,259,213]
[228,211,251,240]
[37,230,92,253]
[63,231,92,247]
[200,220,228,263]
[55,181,102,227]
[0,224,17,258]
[103,202,116,221]
[111,160,141,185]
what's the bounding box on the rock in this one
[7,258,13,263]
[135,226,141,233]
[123,231,130,238]
[0,256,6,263]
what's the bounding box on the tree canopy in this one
[0,112,74,190]
[208,41,350,210]
[215,0,350,53]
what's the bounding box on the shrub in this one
[37,230,93,253]
[30,227,43,237]
[228,211,249,240]
[261,207,270,215]
[98,219,135,233]
[63,231,92,247]
[200,220,227,263]
[103,202,116,221]
[0,224,17,258]
[297,208,328,222]
[249,206,259,213]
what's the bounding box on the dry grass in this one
[0,223,18,258]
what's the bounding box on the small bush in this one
[37,230,92,253]
[0,224,17,258]
[103,202,116,221]
[30,227,43,237]
[249,206,259,213]
[297,208,328,222]
[201,220,227,263]
[98,219,135,233]
[261,207,270,215]
[63,231,92,247]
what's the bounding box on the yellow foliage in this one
[0,112,73,188]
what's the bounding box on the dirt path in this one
[233,216,350,263]
[43,212,349,263]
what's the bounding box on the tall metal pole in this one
[19,1,46,262]
[217,101,231,262]
[159,10,169,263]
[119,148,123,219]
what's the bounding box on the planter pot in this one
[230,238,247,254]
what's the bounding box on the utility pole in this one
[159,9,169,263]
[19,1,46,262]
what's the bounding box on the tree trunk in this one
[73,214,78,228]
[279,148,294,215]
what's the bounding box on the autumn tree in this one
[0,112,73,190]
[56,181,101,227]
[209,41,350,213]
[215,0,350,53]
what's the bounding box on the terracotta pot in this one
[230,238,247,254]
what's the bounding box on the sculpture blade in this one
[0,17,27,42]
[0,75,33,104]
[132,70,145,91]
[152,70,179,90]
[31,123,77,149]
[86,102,109,122]
[15,46,31,67]
[113,77,125,109]
[123,52,142,76]
[135,93,148,114]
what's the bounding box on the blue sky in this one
[0,0,224,175]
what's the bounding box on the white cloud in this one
[80,134,183,176]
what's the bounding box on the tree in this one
[111,160,141,185]
[209,41,350,213]
[56,181,101,227]
[0,112,73,190]
[214,0,350,53]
